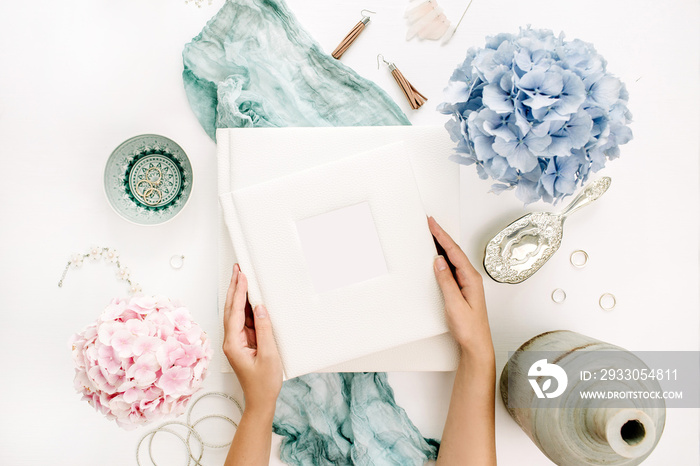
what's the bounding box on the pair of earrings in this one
[332,10,427,110]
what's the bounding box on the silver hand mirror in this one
[483,177,611,284]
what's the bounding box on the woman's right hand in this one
[430,216,497,466]
[428,216,494,359]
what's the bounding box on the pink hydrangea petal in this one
[74,370,96,394]
[97,322,121,345]
[125,319,149,337]
[155,337,183,369]
[134,368,157,387]
[122,387,145,404]
[100,299,128,321]
[97,345,122,374]
[129,296,158,314]
[156,366,193,397]
[132,336,162,357]
[168,307,194,331]
[84,345,98,364]
[88,366,115,394]
[174,344,204,367]
[111,329,136,358]
[120,309,142,321]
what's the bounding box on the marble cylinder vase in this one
[500,330,665,466]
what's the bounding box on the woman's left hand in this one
[223,264,283,414]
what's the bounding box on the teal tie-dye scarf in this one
[182,0,409,140]
[183,1,438,464]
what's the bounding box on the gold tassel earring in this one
[377,54,427,110]
[332,9,375,59]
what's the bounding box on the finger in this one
[244,301,257,348]
[434,255,469,311]
[252,305,279,360]
[223,264,240,331]
[230,271,248,333]
[244,325,257,349]
[428,217,475,273]
[428,216,481,291]
[244,300,254,330]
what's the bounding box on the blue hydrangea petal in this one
[547,135,575,157]
[552,70,585,116]
[529,120,552,138]
[489,183,514,195]
[472,133,499,162]
[514,178,542,204]
[611,124,633,146]
[541,156,579,198]
[449,152,478,167]
[485,32,515,50]
[518,70,564,97]
[523,94,558,110]
[487,155,511,178]
[585,75,621,109]
[554,109,593,149]
[524,132,552,155]
[473,159,489,179]
[493,137,539,172]
[473,50,509,83]
[443,118,464,143]
[480,109,517,141]
[483,83,514,113]
[443,80,471,106]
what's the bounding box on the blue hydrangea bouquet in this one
[439,27,632,204]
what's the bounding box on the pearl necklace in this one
[58,246,142,294]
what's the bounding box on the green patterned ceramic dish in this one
[104,134,193,225]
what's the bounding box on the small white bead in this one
[117,267,131,281]
[104,248,119,263]
[88,246,102,261]
[70,253,84,268]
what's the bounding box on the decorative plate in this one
[104,134,193,225]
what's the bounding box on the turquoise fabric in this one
[274,373,439,465]
[182,0,409,140]
[183,1,439,464]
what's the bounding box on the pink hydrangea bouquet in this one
[69,295,212,429]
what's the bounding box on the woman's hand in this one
[429,217,497,466]
[222,264,283,414]
[428,216,494,360]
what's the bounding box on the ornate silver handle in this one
[560,177,611,220]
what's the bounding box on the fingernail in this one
[234,263,240,273]
[255,305,267,319]
[435,255,447,271]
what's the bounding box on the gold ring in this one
[136,180,154,196]
[570,250,589,268]
[141,187,162,206]
[551,288,566,303]
[145,166,162,186]
[599,293,616,311]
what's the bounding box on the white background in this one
[0,0,698,465]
